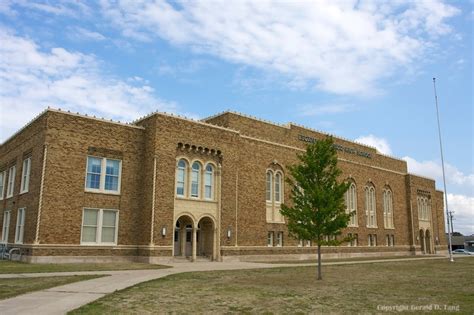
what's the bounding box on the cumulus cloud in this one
[355,134,393,155]
[100,0,459,95]
[0,28,177,142]
[403,156,474,194]
[447,194,474,235]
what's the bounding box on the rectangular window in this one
[305,240,311,247]
[267,231,274,247]
[20,157,31,194]
[1,211,11,243]
[191,171,199,197]
[276,232,283,247]
[0,171,5,200]
[391,235,395,246]
[353,234,358,247]
[204,172,212,199]
[81,208,118,245]
[15,208,25,244]
[6,165,16,198]
[298,239,303,247]
[176,168,185,196]
[85,157,121,194]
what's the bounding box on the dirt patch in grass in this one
[254,255,444,264]
[71,257,474,314]
[0,261,170,274]
[0,275,105,300]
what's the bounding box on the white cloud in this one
[100,0,459,95]
[354,134,393,155]
[403,156,474,193]
[447,194,474,235]
[70,27,106,41]
[0,28,177,142]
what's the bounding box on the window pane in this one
[87,157,102,173]
[82,227,97,242]
[83,209,98,226]
[266,172,272,201]
[205,186,211,199]
[275,174,281,202]
[105,175,119,191]
[86,157,101,189]
[102,211,116,227]
[101,227,115,243]
[106,160,120,176]
[87,174,101,189]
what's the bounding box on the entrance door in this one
[185,226,193,257]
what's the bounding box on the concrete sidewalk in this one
[0,256,447,315]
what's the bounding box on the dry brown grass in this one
[71,257,474,314]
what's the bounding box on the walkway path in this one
[0,256,446,315]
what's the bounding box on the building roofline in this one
[133,111,241,134]
[1,107,145,147]
[203,110,407,162]
[407,172,437,183]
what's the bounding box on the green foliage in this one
[280,137,351,246]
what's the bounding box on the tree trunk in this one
[317,244,322,280]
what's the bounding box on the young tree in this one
[280,136,351,280]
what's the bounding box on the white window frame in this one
[274,172,282,203]
[1,210,11,243]
[276,231,283,247]
[176,159,187,197]
[85,156,122,195]
[0,171,5,200]
[6,165,16,199]
[365,185,377,228]
[267,231,274,247]
[345,182,358,227]
[20,157,31,194]
[15,208,25,244]
[80,208,119,245]
[383,189,394,229]
[190,161,201,198]
[204,164,214,200]
[266,170,273,202]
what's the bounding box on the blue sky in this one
[0,1,472,234]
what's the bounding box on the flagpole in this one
[432,77,453,262]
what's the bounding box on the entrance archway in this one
[425,230,432,254]
[197,216,215,259]
[174,215,194,258]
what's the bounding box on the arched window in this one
[365,184,376,227]
[383,188,394,228]
[266,170,273,202]
[275,172,282,203]
[345,182,357,226]
[204,164,214,200]
[176,159,187,197]
[191,162,201,198]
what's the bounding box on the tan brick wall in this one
[0,109,448,260]
[0,113,47,245]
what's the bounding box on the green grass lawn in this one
[0,261,169,274]
[71,257,474,314]
[0,275,105,300]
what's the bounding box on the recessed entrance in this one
[174,215,194,258]
[197,216,214,259]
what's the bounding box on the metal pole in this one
[449,211,454,236]
[432,78,453,262]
